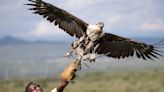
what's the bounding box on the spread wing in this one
[26,0,88,38]
[95,33,163,60]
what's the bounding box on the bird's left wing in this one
[26,0,88,38]
[95,33,163,60]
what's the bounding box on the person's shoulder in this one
[51,88,57,92]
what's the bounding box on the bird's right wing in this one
[26,0,88,38]
[95,33,163,60]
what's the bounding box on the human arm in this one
[55,61,81,92]
[56,80,69,92]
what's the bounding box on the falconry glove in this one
[60,61,81,82]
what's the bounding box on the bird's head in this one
[97,22,104,29]
[87,22,104,35]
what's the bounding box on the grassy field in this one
[0,68,164,92]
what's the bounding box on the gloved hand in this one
[60,61,81,82]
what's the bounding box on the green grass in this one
[0,68,164,92]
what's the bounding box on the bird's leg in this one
[64,49,74,58]
[82,53,96,62]
[65,35,87,58]
[83,41,94,55]
[72,35,86,49]
[74,56,83,70]
[64,36,85,58]
[89,54,96,62]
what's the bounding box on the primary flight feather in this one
[27,0,88,38]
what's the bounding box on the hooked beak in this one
[97,22,104,28]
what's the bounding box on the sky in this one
[0,0,164,41]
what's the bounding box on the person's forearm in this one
[57,80,69,92]
[57,60,79,92]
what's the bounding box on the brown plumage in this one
[95,33,163,60]
[26,0,88,38]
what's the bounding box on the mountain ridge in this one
[0,36,65,44]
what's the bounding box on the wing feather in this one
[26,0,88,38]
[95,33,163,60]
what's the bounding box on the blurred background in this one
[0,0,164,92]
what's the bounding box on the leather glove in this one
[60,61,81,82]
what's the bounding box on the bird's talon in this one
[64,52,71,58]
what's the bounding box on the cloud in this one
[108,14,127,26]
[141,20,164,31]
[64,0,106,9]
[0,0,24,12]
[29,20,65,37]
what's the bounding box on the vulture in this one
[26,0,163,62]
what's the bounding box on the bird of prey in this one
[26,0,163,63]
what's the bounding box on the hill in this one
[0,36,28,44]
[0,36,65,45]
